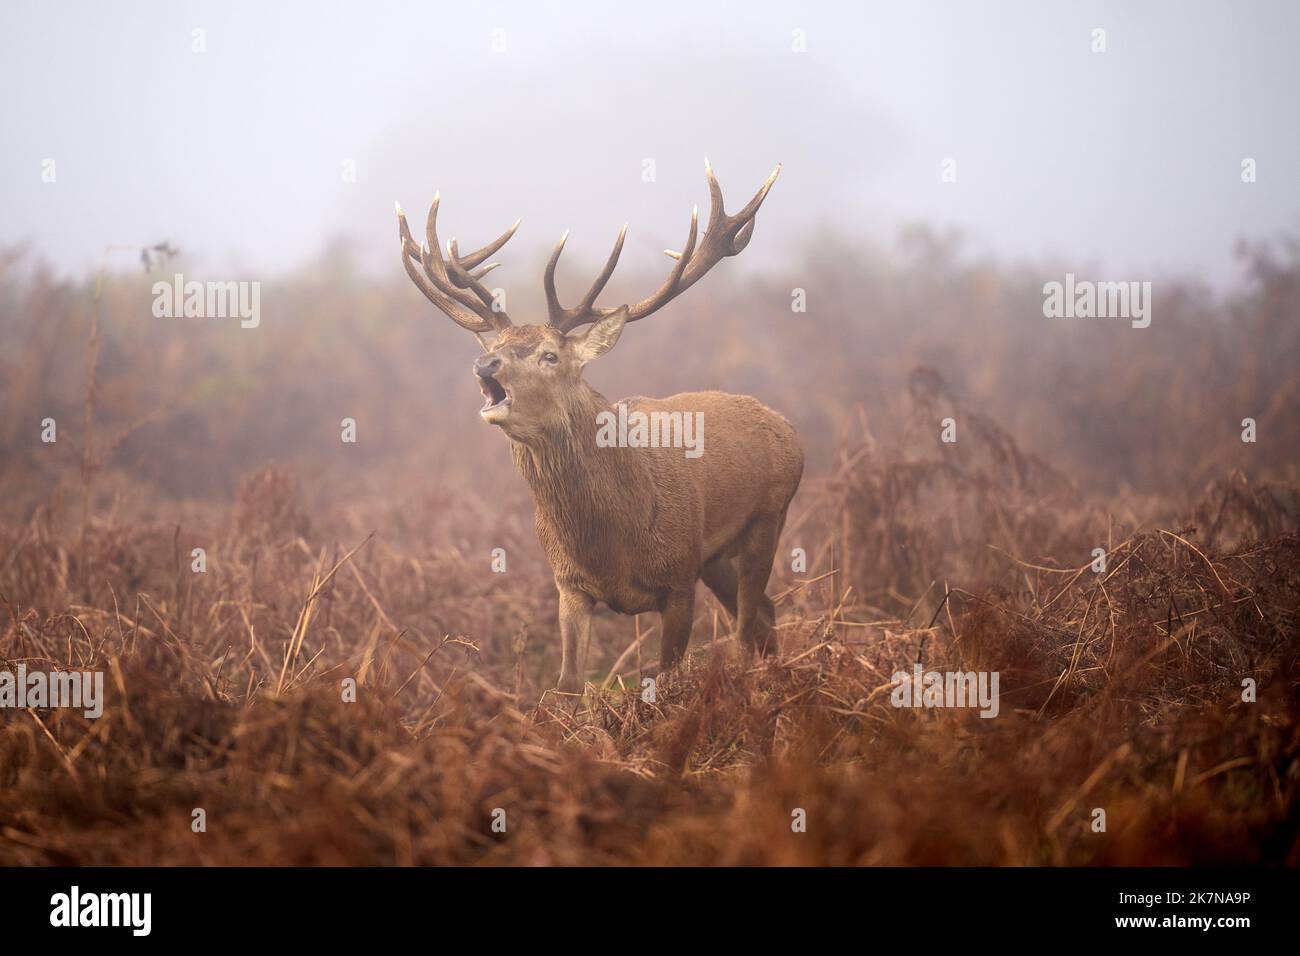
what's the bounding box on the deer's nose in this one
[474,354,502,379]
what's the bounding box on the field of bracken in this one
[1,230,1296,865]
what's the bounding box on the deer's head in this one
[396,161,780,441]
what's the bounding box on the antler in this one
[395,193,517,334]
[545,159,781,333]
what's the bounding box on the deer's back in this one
[623,390,804,562]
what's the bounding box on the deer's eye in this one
[541,351,559,365]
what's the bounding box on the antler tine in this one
[676,160,781,290]
[460,221,519,269]
[543,230,571,326]
[730,161,781,226]
[446,238,512,329]
[703,156,727,231]
[576,225,627,315]
[546,226,629,332]
[546,161,779,333]
[420,238,509,332]
[396,202,495,334]
[426,192,520,274]
[623,205,698,322]
[396,194,516,333]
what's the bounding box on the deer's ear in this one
[572,307,628,364]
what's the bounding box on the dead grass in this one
[0,237,1297,865]
[1,417,1296,865]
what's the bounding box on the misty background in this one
[2,0,1298,288]
[2,0,1298,521]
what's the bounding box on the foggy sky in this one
[1,0,1297,288]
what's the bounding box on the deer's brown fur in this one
[396,163,802,695]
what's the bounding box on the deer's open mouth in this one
[479,377,511,421]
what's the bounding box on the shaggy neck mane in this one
[510,384,654,556]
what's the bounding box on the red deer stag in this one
[396,161,803,696]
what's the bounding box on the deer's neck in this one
[510,386,653,556]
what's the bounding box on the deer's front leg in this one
[658,585,697,672]
[556,586,594,697]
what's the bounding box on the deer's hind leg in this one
[734,511,786,657]
[700,556,739,620]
